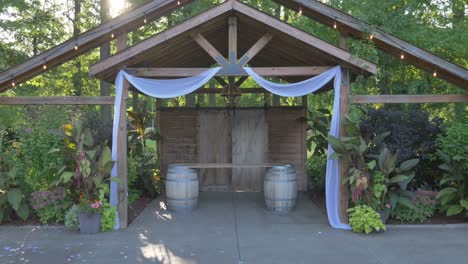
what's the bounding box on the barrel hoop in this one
[265,179,297,183]
[166,179,198,183]
[265,198,297,202]
[167,197,198,201]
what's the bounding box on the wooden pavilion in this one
[0,0,466,229]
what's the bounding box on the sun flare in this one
[109,0,128,18]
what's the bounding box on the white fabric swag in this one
[111,66,350,230]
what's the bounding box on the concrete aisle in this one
[0,192,467,264]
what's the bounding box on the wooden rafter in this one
[90,0,376,79]
[238,33,273,66]
[273,0,468,89]
[0,0,196,92]
[192,33,229,66]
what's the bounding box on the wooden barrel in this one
[264,165,297,213]
[166,165,199,212]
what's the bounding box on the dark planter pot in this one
[377,209,390,224]
[78,212,101,234]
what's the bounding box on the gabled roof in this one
[274,0,468,89]
[89,0,377,82]
[0,0,466,92]
[0,0,195,92]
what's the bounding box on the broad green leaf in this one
[358,137,366,154]
[110,177,121,184]
[440,176,456,186]
[436,187,457,200]
[389,192,398,209]
[367,160,376,170]
[460,199,468,209]
[389,175,409,184]
[446,205,464,216]
[399,159,419,171]
[378,148,389,172]
[398,196,416,209]
[7,189,22,211]
[48,148,61,154]
[439,192,457,206]
[16,203,29,220]
[438,164,452,173]
[60,171,75,184]
[328,136,346,154]
[398,172,415,190]
[98,146,112,171]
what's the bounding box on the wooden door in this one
[232,110,268,191]
[197,110,232,191]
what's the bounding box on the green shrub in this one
[437,121,468,170]
[30,188,70,224]
[100,203,117,232]
[347,205,386,234]
[65,204,79,228]
[306,155,327,193]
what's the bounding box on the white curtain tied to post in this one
[111,65,350,230]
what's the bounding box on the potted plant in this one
[77,197,103,234]
[52,122,115,234]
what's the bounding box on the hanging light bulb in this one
[74,44,79,51]
[432,70,437,77]
[144,17,147,24]
[43,64,47,70]
[111,33,115,39]
[400,52,405,60]
[369,34,374,40]
[298,7,302,16]
[177,0,180,5]
[333,21,337,29]
[11,80,15,87]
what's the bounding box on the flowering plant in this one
[78,194,104,214]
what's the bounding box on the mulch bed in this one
[307,191,468,225]
[128,196,153,225]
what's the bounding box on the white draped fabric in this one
[110,67,221,229]
[110,66,350,230]
[244,66,350,230]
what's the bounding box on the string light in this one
[11,80,15,87]
[111,33,115,39]
[432,70,437,77]
[74,44,79,51]
[369,34,374,40]
[43,64,47,70]
[333,21,337,29]
[298,7,302,16]
[144,18,147,24]
[177,0,180,5]
[400,52,405,60]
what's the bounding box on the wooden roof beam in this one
[273,0,468,89]
[0,0,196,92]
[125,66,334,77]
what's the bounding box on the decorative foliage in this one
[360,108,442,163]
[347,205,386,234]
[100,202,117,232]
[30,187,70,224]
[436,150,468,217]
[65,204,80,229]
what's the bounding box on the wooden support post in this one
[228,16,237,64]
[339,33,350,224]
[116,32,128,229]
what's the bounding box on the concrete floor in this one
[0,192,467,264]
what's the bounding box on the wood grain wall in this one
[158,107,307,191]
